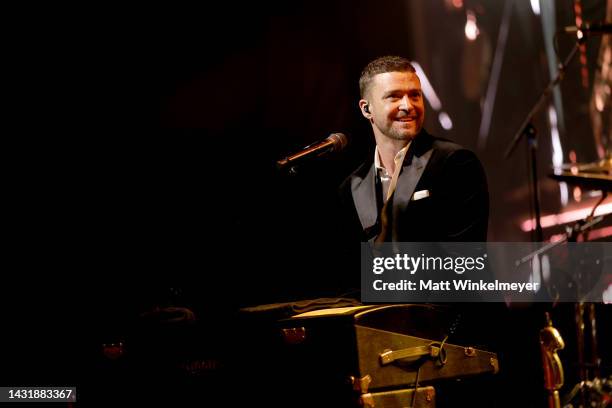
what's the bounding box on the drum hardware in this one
[557,158,612,173]
[540,312,565,408]
[562,376,612,407]
[515,175,608,407]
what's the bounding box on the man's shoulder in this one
[427,134,482,166]
[409,129,470,158]
[339,159,372,191]
[430,135,470,155]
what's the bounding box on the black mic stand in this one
[504,36,585,242]
[503,33,595,408]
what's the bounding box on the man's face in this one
[363,71,425,141]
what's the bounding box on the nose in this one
[398,95,412,111]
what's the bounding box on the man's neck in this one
[375,137,410,174]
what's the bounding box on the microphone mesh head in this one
[327,133,349,152]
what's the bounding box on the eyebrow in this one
[382,89,422,98]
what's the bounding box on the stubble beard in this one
[386,125,418,142]
[386,131,413,141]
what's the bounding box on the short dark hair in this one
[359,56,416,98]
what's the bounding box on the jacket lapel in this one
[350,163,378,232]
[392,148,433,214]
[390,131,435,240]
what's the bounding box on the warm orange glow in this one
[588,226,612,240]
[573,186,582,202]
[521,202,612,231]
[548,226,612,242]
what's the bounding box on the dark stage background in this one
[3,1,611,406]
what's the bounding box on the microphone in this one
[277,133,349,169]
[563,22,612,35]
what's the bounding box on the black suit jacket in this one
[339,130,489,242]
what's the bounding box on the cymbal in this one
[549,171,612,192]
[557,158,612,174]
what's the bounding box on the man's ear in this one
[359,99,372,119]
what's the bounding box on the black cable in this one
[409,365,421,408]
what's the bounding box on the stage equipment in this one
[276,304,498,407]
